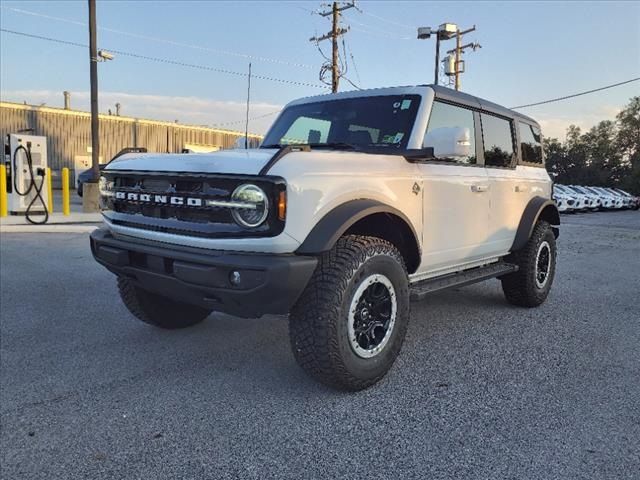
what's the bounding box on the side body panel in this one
[415,163,491,272]
[484,165,550,257]
[269,151,423,250]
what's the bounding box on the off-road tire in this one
[289,235,410,391]
[117,276,211,329]
[501,221,557,307]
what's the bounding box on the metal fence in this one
[1,101,263,186]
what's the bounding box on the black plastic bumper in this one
[90,228,317,318]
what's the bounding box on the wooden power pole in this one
[310,1,356,93]
[446,26,480,91]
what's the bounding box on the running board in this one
[410,262,518,301]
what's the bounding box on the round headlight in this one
[231,184,269,227]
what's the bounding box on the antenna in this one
[245,62,252,149]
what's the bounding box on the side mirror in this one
[404,147,435,162]
[423,126,472,159]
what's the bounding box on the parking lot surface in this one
[1,211,639,479]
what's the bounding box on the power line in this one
[211,110,282,127]
[511,77,640,109]
[1,5,316,70]
[345,18,413,40]
[0,28,329,90]
[360,10,416,31]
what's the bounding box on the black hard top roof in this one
[426,84,539,126]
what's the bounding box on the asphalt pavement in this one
[1,210,639,479]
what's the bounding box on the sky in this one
[1,0,639,139]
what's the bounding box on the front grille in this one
[101,171,285,238]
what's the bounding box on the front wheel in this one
[117,277,211,329]
[501,221,557,307]
[289,235,410,391]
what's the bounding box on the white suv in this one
[92,85,560,390]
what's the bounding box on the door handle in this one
[515,185,529,193]
[471,185,488,193]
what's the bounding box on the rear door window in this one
[481,113,515,168]
[519,122,543,164]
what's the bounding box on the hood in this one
[105,148,278,175]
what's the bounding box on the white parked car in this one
[605,188,631,209]
[565,185,594,211]
[614,188,640,210]
[91,85,560,390]
[583,186,613,209]
[571,185,602,210]
[555,185,585,211]
[592,187,623,209]
[553,187,577,213]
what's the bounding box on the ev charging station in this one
[3,134,50,223]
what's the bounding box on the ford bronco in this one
[91,85,560,390]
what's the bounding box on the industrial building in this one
[1,99,263,187]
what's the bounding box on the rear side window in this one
[481,113,515,168]
[519,122,543,164]
[424,101,477,164]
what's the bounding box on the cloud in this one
[536,105,622,141]
[0,90,282,135]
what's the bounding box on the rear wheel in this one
[117,277,211,329]
[501,221,557,307]
[289,235,410,391]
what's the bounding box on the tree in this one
[541,96,640,194]
[544,137,567,182]
[615,96,640,194]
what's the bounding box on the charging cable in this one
[12,143,49,225]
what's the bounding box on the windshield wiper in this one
[261,142,358,151]
[307,142,358,150]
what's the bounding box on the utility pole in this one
[454,29,462,91]
[309,1,355,93]
[331,2,339,93]
[445,26,480,91]
[88,0,99,183]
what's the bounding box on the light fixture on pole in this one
[418,22,458,85]
[97,50,115,62]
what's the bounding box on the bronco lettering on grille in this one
[115,191,203,207]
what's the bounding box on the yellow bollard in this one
[62,167,70,216]
[0,164,7,217]
[47,167,54,213]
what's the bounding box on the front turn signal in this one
[277,190,286,221]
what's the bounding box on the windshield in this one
[261,95,421,151]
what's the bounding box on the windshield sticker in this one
[400,99,412,110]
[382,134,395,143]
[393,133,405,144]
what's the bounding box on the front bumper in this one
[90,228,318,318]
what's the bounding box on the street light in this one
[417,27,432,39]
[97,50,115,62]
[418,22,458,85]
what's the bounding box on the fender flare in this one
[296,199,420,255]
[511,196,560,252]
